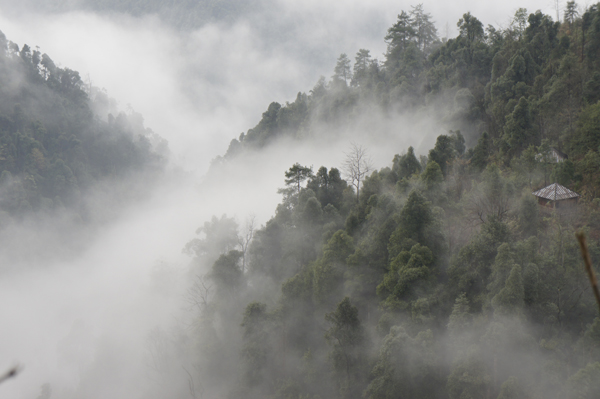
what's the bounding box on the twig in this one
[0,365,20,384]
[182,366,198,399]
[576,231,600,314]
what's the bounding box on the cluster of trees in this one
[0,31,166,223]
[175,3,600,399]
[222,2,600,202]
[186,130,600,398]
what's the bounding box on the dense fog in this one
[0,1,596,398]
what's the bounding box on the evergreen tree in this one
[385,11,416,62]
[333,53,352,85]
[428,134,456,176]
[470,131,490,171]
[410,4,438,52]
[420,160,443,190]
[351,49,372,87]
[503,97,536,157]
[388,190,433,256]
[392,146,421,179]
[492,264,524,314]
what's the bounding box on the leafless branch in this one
[185,274,213,313]
[576,231,600,314]
[343,142,372,203]
[183,366,199,399]
[0,365,20,384]
[238,215,256,273]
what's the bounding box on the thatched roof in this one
[532,183,579,201]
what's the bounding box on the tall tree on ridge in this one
[410,4,438,53]
[352,49,372,87]
[333,53,352,85]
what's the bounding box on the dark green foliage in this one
[377,243,434,309]
[428,134,456,176]
[457,12,484,44]
[388,190,433,257]
[518,194,540,237]
[420,160,443,190]
[577,151,600,198]
[226,94,309,156]
[248,218,284,279]
[185,6,600,399]
[385,11,416,63]
[502,97,536,157]
[470,131,490,171]
[306,166,348,210]
[282,163,314,199]
[551,159,576,186]
[352,49,373,87]
[392,146,421,179]
[570,102,600,159]
[583,72,600,104]
[313,230,354,305]
[491,264,524,314]
[448,217,510,308]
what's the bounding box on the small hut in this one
[536,147,568,163]
[550,148,568,163]
[532,183,579,208]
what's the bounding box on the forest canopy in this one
[3,2,600,398]
[184,3,600,399]
[0,30,167,224]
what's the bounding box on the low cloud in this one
[0,1,563,397]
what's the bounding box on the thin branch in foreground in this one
[0,365,20,384]
[576,231,600,314]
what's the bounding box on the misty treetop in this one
[5,2,599,398]
[175,4,600,399]
[220,2,600,194]
[0,30,167,223]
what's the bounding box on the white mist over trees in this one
[1,1,600,399]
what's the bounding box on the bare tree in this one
[237,215,255,273]
[343,143,373,204]
[465,176,512,226]
[185,274,213,313]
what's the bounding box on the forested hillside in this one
[0,31,166,224]
[180,3,600,399]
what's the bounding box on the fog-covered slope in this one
[2,2,600,399]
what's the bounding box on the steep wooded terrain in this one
[0,31,166,224]
[183,4,600,399]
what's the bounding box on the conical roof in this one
[532,183,579,201]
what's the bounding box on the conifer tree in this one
[333,53,351,85]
